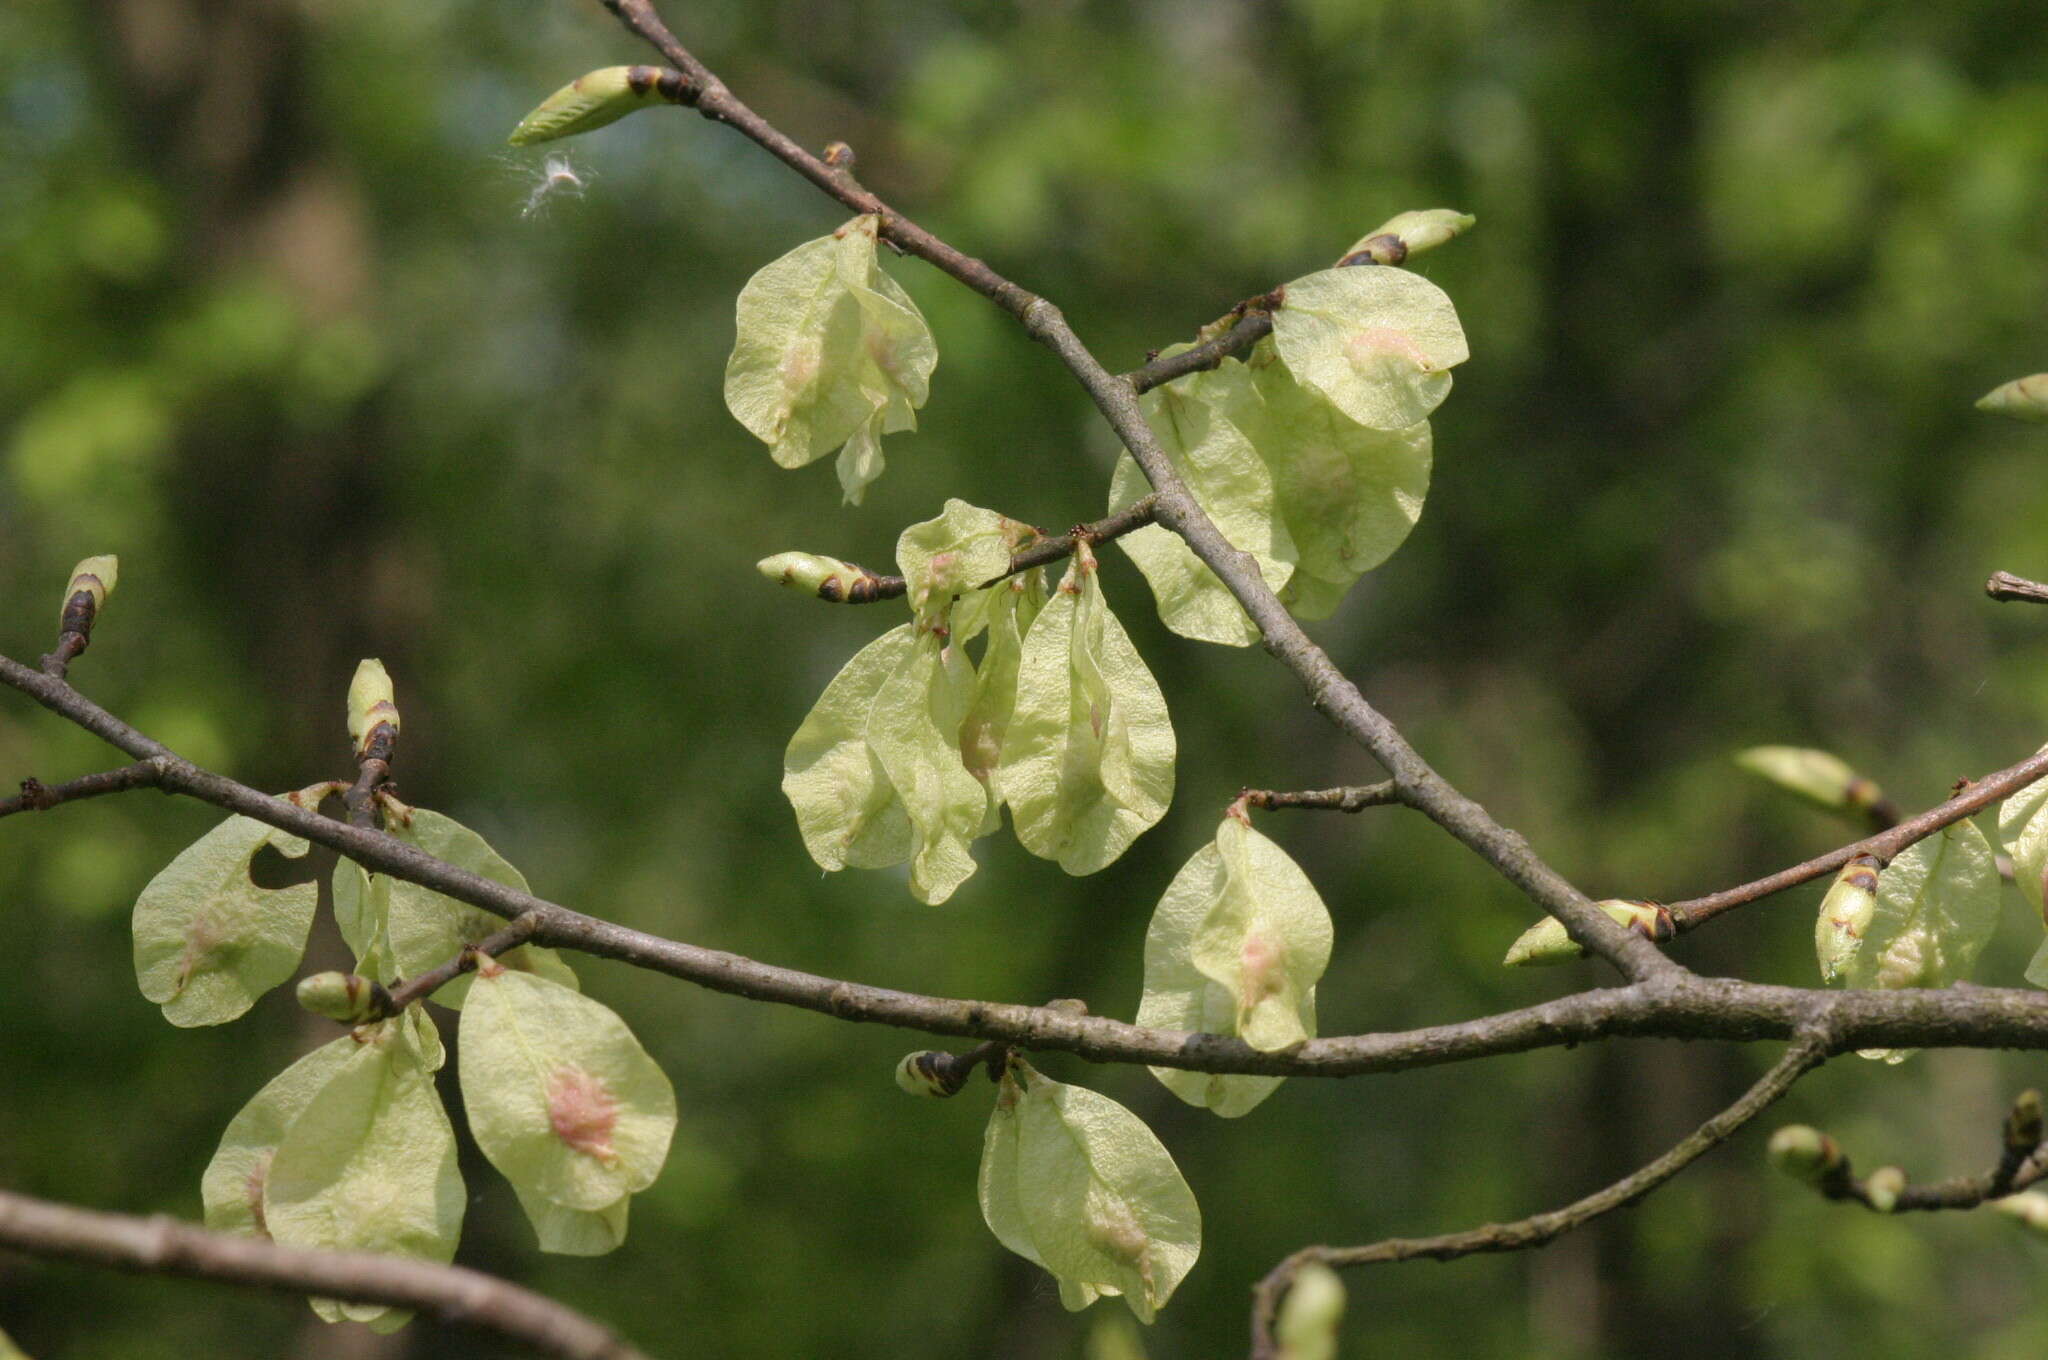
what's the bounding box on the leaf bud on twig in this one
[1865,1165,1906,1213]
[1338,209,1475,267]
[296,971,392,1024]
[1767,1124,1845,1183]
[1502,900,1671,967]
[2007,1089,2044,1155]
[1976,374,2048,424]
[346,658,400,761]
[756,551,895,603]
[1994,1191,2048,1235]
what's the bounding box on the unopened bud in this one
[2007,1090,2044,1154]
[756,551,893,603]
[1734,746,1868,813]
[1768,1124,1845,1183]
[1338,209,1475,267]
[1995,1191,2048,1234]
[508,66,690,147]
[895,1050,958,1098]
[1275,1261,1346,1360]
[1503,900,1670,967]
[346,658,400,759]
[1815,854,1881,985]
[296,971,391,1024]
[1977,374,2048,424]
[1865,1165,1906,1213]
[57,554,119,629]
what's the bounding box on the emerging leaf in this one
[723,216,938,503]
[1339,208,1475,266]
[375,809,578,1007]
[959,574,1046,826]
[978,1059,1201,1323]
[459,968,677,1213]
[998,544,1175,874]
[507,66,687,146]
[262,1022,464,1330]
[895,499,1021,622]
[1108,357,1295,647]
[1137,816,1332,1116]
[132,813,316,1027]
[347,658,399,758]
[1270,266,1467,432]
[1845,821,1999,1062]
[58,553,118,622]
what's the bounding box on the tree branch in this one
[1987,571,2048,606]
[593,0,1671,982]
[1242,782,1403,813]
[0,1187,648,1360]
[13,652,2048,1075]
[795,495,1160,605]
[1246,1028,1831,1357]
[1667,744,2048,931]
[0,761,165,817]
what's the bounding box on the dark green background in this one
[7,0,2048,1355]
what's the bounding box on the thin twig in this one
[1242,782,1402,813]
[0,1187,649,1360]
[378,915,543,1015]
[0,760,165,817]
[1800,1089,2048,1214]
[1245,1029,1830,1357]
[1987,571,2048,606]
[809,495,1161,604]
[1127,311,1275,395]
[1668,745,2048,931]
[594,0,1670,982]
[11,652,2048,1072]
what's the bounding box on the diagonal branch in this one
[0,1187,648,1360]
[1667,744,2048,931]
[593,0,1671,983]
[1246,1028,1831,1357]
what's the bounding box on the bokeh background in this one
[7,0,2048,1356]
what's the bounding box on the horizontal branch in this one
[1987,571,2048,606]
[0,1187,646,1360]
[0,761,164,817]
[1668,744,2048,931]
[14,654,2048,1075]
[801,495,1160,605]
[1246,1028,1829,1357]
[1242,781,1402,813]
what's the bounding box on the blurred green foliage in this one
[6,0,2048,1356]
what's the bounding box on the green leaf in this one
[508,66,685,146]
[263,1022,464,1330]
[378,810,578,1008]
[1998,760,2048,928]
[895,499,1021,622]
[960,574,1046,825]
[513,1183,631,1257]
[132,812,316,1027]
[1845,821,1999,1061]
[332,861,394,983]
[202,1034,360,1238]
[723,216,938,504]
[1108,357,1295,647]
[1235,350,1433,617]
[998,545,1175,874]
[783,622,919,873]
[458,967,677,1212]
[1270,266,1467,431]
[978,1060,1201,1323]
[1137,816,1332,1117]
[865,623,989,904]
